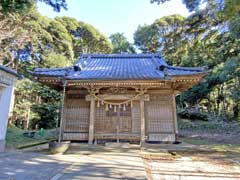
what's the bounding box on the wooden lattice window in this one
[106,106,131,117]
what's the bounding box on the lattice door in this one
[95,105,132,134]
[64,99,90,133]
[95,105,117,133]
[145,95,174,134]
[118,106,132,133]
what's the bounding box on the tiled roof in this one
[33,54,206,80]
[0,65,18,76]
[34,67,71,77]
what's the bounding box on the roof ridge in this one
[35,67,71,72]
[80,53,162,58]
[166,65,206,72]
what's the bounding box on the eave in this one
[35,72,207,92]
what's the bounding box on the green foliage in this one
[223,0,240,19]
[179,119,240,135]
[0,0,67,14]
[151,0,240,18]
[135,3,240,120]
[69,21,113,54]
[31,103,60,129]
[42,52,68,67]
[2,11,113,69]
[154,15,186,65]
[134,24,159,53]
[6,124,57,149]
[134,14,186,62]
[6,124,37,148]
[230,16,240,39]
[13,79,61,129]
[0,0,34,14]
[110,32,135,53]
[5,10,113,130]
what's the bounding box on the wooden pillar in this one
[172,94,178,140]
[140,97,145,143]
[58,81,67,143]
[88,95,95,144]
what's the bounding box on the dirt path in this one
[0,144,147,180]
[0,151,71,180]
[1,143,240,180]
[57,148,147,180]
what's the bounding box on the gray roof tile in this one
[33,54,206,80]
[34,67,71,77]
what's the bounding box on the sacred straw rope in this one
[93,94,140,106]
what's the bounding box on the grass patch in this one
[179,119,240,134]
[182,137,240,154]
[6,124,57,149]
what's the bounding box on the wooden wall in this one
[145,94,175,142]
[63,96,90,140]
[63,92,176,142]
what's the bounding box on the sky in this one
[37,0,190,43]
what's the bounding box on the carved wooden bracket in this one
[105,87,128,94]
[87,86,100,95]
[134,87,148,95]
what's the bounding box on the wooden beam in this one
[67,81,167,87]
[88,96,95,144]
[147,89,174,94]
[86,94,150,101]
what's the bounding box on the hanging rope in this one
[92,94,140,106]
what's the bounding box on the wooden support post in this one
[172,94,178,141]
[88,96,95,144]
[58,80,67,143]
[140,97,145,144]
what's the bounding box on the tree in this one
[134,24,159,53]
[0,0,69,69]
[0,3,67,69]
[0,12,30,68]
[46,19,74,62]
[109,33,135,53]
[0,2,113,130]
[134,2,240,120]
[134,15,186,64]
[55,16,113,55]
[69,22,113,54]
[42,52,68,67]
[13,79,61,129]
[0,0,67,14]
[153,15,186,65]
[151,0,240,18]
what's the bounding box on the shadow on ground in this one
[1,142,240,180]
[0,143,147,180]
